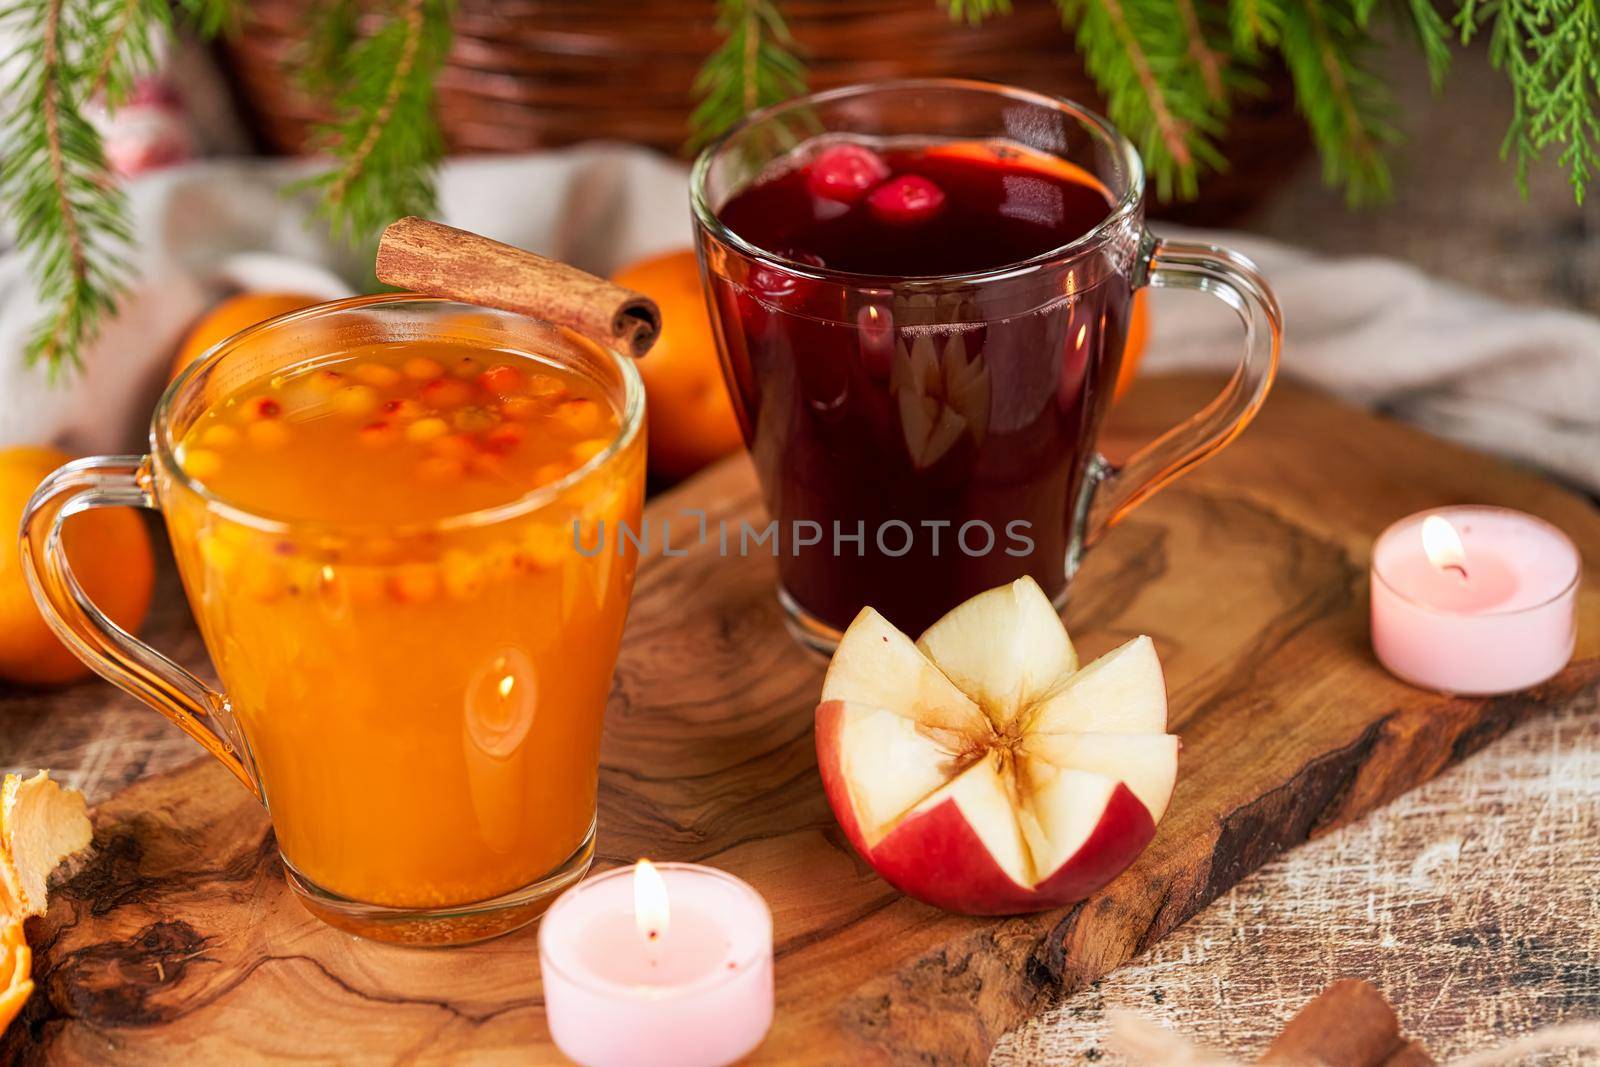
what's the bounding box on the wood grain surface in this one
[1,376,1596,1065]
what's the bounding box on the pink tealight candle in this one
[539,860,774,1067]
[1371,505,1580,695]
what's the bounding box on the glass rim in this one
[537,861,773,1000]
[151,292,647,537]
[1370,504,1582,617]
[688,77,1147,288]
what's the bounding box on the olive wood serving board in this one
[6,376,1597,1065]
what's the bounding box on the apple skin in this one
[816,700,1158,915]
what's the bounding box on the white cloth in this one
[0,145,1594,490]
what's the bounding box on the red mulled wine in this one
[706,138,1133,636]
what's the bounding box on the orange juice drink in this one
[156,305,644,939]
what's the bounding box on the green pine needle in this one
[942,0,1014,23]
[1278,0,1399,204]
[1057,0,1233,200]
[687,0,808,152]
[87,0,172,106]
[1396,0,1453,89]
[1,0,131,376]
[1230,0,1287,52]
[292,0,455,250]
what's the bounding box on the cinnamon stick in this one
[1259,979,1406,1067]
[375,217,662,358]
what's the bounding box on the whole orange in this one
[0,447,155,686]
[169,292,322,382]
[611,251,744,480]
[1114,290,1151,403]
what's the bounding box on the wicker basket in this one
[221,0,1306,222]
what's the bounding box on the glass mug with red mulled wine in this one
[691,79,1282,650]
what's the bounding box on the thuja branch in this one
[1462,0,1600,201]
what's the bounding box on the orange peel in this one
[0,920,31,1034]
[0,771,91,918]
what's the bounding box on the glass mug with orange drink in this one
[20,296,646,944]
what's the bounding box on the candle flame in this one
[1421,515,1467,573]
[633,858,669,941]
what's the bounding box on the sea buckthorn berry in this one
[807,143,891,203]
[569,438,608,465]
[198,531,239,573]
[500,395,543,421]
[534,460,574,486]
[200,423,240,449]
[525,374,570,399]
[341,567,388,606]
[420,378,472,407]
[361,537,402,564]
[243,396,282,420]
[243,562,286,604]
[388,563,440,604]
[430,433,476,460]
[183,448,223,479]
[417,456,465,482]
[381,398,424,421]
[306,369,346,393]
[403,356,445,380]
[468,451,505,478]
[554,397,608,437]
[441,549,485,599]
[358,421,397,447]
[452,406,497,433]
[448,355,486,380]
[352,362,402,387]
[482,423,526,454]
[247,420,291,449]
[520,524,569,569]
[483,542,520,583]
[478,365,524,396]
[406,416,450,443]
[332,385,379,417]
[315,533,350,559]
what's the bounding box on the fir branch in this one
[294,0,455,248]
[1461,0,1600,202]
[687,0,808,152]
[1394,0,1452,89]
[0,0,130,375]
[1279,0,1398,203]
[173,0,238,37]
[87,0,169,104]
[1175,0,1229,101]
[942,0,1013,23]
[1229,0,1285,51]
[300,0,360,94]
[1057,0,1231,199]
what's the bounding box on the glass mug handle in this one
[18,455,259,799]
[1081,234,1284,546]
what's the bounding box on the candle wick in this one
[1443,563,1469,582]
